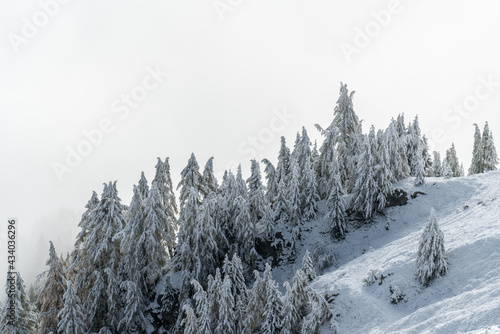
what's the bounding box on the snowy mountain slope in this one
[300,171,500,333]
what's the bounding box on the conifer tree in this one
[273,177,290,226]
[288,158,302,248]
[138,171,150,200]
[247,159,266,223]
[181,304,198,334]
[0,272,36,334]
[154,157,178,220]
[325,151,347,239]
[301,157,319,221]
[317,123,339,199]
[301,250,316,282]
[70,191,99,295]
[234,195,256,264]
[386,117,410,181]
[81,181,125,332]
[117,280,147,333]
[331,82,362,192]
[407,115,425,178]
[415,209,448,286]
[482,122,498,172]
[215,277,236,334]
[191,280,212,334]
[275,136,291,187]
[432,151,442,177]
[260,202,275,240]
[202,157,219,194]
[444,143,461,177]
[351,133,377,219]
[246,270,266,331]
[261,158,277,203]
[375,128,394,207]
[37,241,66,334]
[262,264,283,334]
[178,153,205,207]
[140,182,172,287]
[57,280,86,334]
[236,164,248,199]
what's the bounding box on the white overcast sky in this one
[1,0,500,285]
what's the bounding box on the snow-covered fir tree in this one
[432,151,442,177]
[275,136,291,187]
[117,280,147,333]
[351,132,377,219]
[235,164,248,199]
[202,157,219,194]
[288,157,302,248]
[444,143,462,177]
[301,250,316,282]
[406,115,425,179]
[469,124,484,175]
[215,277,236,334]
[415,209,448,286]
[181,304,198,334]
[331,82,362,192]
[261,158,277,203]
[177,153,205,207]
[233,195,256,264]
[316,122,339,199]
[69,191,99,294]
[262,263,283,334]
[154,157,178,220]
[81,181,125,332]
[138,171,150,200]
[247,159,266,224]
[191,280,212,334]
[374,128,395,207]
[482,121,498,172]
[37,241,66,334]
[324,147,347,239]
[57,280,86,334]
[273,175,290,227]
[0,272,36,334]
[301,157,319,221]
[260,202,275,240]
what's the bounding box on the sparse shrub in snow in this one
[389,285,405,304]
[363,269,379,286]
[415,208,448,286]
[312,246,337,273]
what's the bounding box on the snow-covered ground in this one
[285,171,500,333]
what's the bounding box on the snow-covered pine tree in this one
[331,82,362,192]
[0,272,37,334]
[432,151,442,177]
[141,181,172,287]
[351,132,377,220]
[374,128,394,207]
[246,270,266,331]
[115,185,144,284]
[406,115,425,178]
[301,157,319,221]
[414,156,425,186]
[301,250,316,282]
[69,191,99,295]
[236,164,248,199]
[316,122,339,199]
[202,157,219,194]
[37,241,66,334]
[234,195,256,264]
[82,181,125,332]
[325,149,347,239]
[177,153,205,207]
[181,304,198,334]
[191,200,219,286]
[442,160,453,179]
[154,157,179,220]
[262,263,283,334]
[482,121,498,172]
[386,119,410,181]
[444,143,461,177]
[207,269,223,330]
[247,159,266,224]
[57,280,86,334]
[422,135,432,176]
[275,136,291,187]
[215,277,236,334]
[138,171,150,200]
[288,157,302,249]
[191,280,212,334]
[415,209,448,286]
[272,176,290,227]
[261,158,277,203]
[117,280,147,333]
[260,202,275,240]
